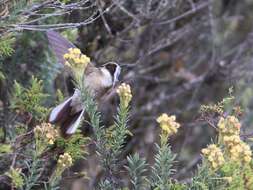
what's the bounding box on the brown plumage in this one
[47,31,121,137]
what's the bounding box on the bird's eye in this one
[105,64,117,76]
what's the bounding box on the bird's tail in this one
[49,91,84,137]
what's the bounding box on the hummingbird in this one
[46,31,121,136]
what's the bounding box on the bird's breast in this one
[83,74,111,99]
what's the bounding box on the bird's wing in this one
[49,96,72,124]
[49,89,85,136]
[66,109,85,134]
[46,30,76,65]
[47,30,96,68]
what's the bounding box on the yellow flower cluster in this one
[57,153,73,169]
[218,116,241,137]
[156,114,180,136]
[63,48,90,79]
[116,83,132,107]
[34,123,58,145]
[201,144,225,170]
[217,115,252,164]
[223,135,252,163]
[63,48,90,67]
[223,135,241,147]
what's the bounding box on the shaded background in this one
[1,0,253,189]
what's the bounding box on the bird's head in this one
[102,62,121,87]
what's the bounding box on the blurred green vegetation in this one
[1,0,253,189]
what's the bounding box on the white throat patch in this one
[101,67,113,87]
[113,65,121,86]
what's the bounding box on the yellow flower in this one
[218,116,252,164]
[201,148,210,155]
[34,125,43,135]
[71,48,81,55]
[223,135,241,147]
[63,53,69,59]
[201,144,224,170]
[63,48,91,79]
[81,54,90,63]
[57,153,73,169]
[73,58,81,64]
[54,152,74,177]
[244,155,251,163]
[116,83,132,107]
[156,113,180,136]
[223,135,252,164]
[218,116,241,138]
[34,123,58,145]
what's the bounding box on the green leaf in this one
[0,34,15,58]
[10,76,49,121]
[151,143,176,190]
[126,153,149,190]
[0,144,12,153]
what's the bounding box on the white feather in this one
[101,68,113,87]
[72,88,81,98]
[66,109,85,134]
[49,97,72,123]
[113,65,121,86]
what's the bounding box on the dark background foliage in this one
[1,0,253,189]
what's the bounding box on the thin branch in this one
[156,2,209,25]
[97,0,113,35]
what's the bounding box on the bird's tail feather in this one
[62,109,84,135]
[49,97,72,124]
[49,95,83,137]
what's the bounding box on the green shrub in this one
[1,52,253,190]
